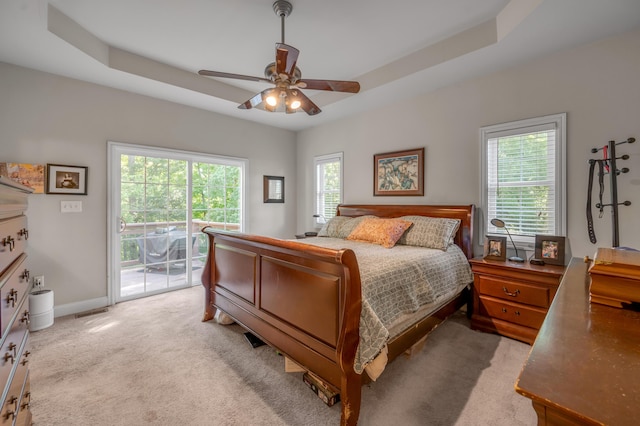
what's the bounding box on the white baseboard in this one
[54,296,110,318]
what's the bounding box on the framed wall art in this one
[535,235,565,265]
[374,147,424,196]
[263,175,284,203]
[46,164,88,195]
[483,236,507,261]
[0,163,46,193]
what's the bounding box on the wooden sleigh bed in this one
[201,204,475,425]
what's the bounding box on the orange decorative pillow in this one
[346,217,413,248]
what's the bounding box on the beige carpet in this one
[29,286,536,425]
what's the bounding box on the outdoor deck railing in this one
[120,220,240,267]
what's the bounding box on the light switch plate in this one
[61,200,82,213]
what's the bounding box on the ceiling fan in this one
[198,0,360,116]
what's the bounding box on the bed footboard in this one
[201,204,475,425]
[201,229,363,425]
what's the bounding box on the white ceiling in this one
[2,0,640,132]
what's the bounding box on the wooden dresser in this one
[516,257,640,425]
[0,177,33,425]
[470,258,565,344]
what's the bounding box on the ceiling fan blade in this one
[294,90,321,116]
[238,90,268,110]
[199,69,271,84]
[297,79,360,93]
[275,43,299,76]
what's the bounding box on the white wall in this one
[296,28,640,259]
[3,28,640,315]
[0,63,297,313]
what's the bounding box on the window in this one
[314,152,343,226]
[480,113,566,249]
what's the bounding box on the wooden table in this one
[515,257,640,425]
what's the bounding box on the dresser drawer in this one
[475,275,552,308]
[0,216,28,274]
[477,296,547,330]
[16,370,31,426]
[1,334,29,426]
[0,299,29,396]
[0,254,30,338]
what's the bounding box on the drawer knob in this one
[20,269,30,282]
[501,307,507,313]
[502,286,520,297]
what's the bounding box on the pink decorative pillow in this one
[346,217,413,248]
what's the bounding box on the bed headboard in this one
[336,204,475,259]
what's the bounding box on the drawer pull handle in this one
[7,288,18,308]
[21,391,31,410]
[502,287,520,297]
[21,310,30,325]
[515,311,521,316]
[6,289,18,307]
[20,269,30,282]
[4,343,16,364]
[18,228,29,240]
[2,236,15,251]
[4,396,17,420]
[501,307,507,313]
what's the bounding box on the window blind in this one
[486,124,557,237]
[315,153,342,223]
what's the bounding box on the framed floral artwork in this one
[374,148,424,196]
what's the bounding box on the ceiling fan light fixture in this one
[286,89,301,110]
[198,0,360,116]
[265,94,278,107]
[262,88,280,111]
[289,99,301,110]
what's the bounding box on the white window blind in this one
[481,114,566,247]
[314,152,343,225]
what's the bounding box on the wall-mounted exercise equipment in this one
[587,137,635,247]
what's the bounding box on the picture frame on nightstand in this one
[483,235,507,261]
[534,235,565,265]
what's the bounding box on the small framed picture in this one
[263,175,284,203]
[46,164,88,195]
[535,235,565,265]
[483,236,507,261]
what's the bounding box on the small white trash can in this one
[29,289,54,331]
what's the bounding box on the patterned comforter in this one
[301,237,474,374]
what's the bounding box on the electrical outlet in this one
[33,275,44,289]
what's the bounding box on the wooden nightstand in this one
[469,257,565,344]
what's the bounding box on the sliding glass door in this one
[108,142,245,303]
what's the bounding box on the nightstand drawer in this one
[475,275,551,308]
[478,296,547,330]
